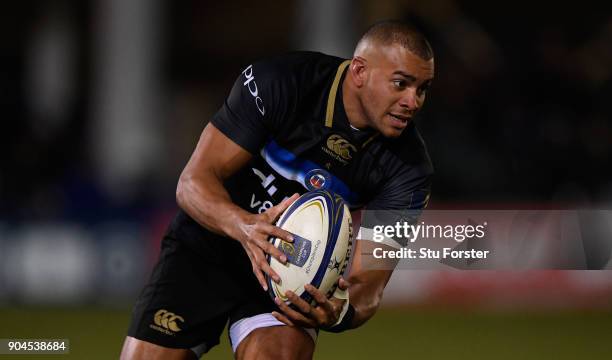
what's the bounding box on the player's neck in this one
[342,72,369,130]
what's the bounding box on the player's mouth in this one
[388,113,411,128]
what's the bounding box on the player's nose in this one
[398,88,419,111]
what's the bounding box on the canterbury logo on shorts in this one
[149,309,185,335]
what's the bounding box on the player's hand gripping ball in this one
[266,190,353,306]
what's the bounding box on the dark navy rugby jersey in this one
[167,52,433,253]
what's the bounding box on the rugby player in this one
[121,20,434,360]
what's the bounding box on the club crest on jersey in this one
[322,134,357,165]
[305,169,331,190]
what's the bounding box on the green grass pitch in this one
[1,306,611,359]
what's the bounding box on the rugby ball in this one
[266,190,353,306]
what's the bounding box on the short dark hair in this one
[356,20,434,60]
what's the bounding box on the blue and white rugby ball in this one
[267,190,353,306]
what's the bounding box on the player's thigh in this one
[235,326,315,360]
[126,235,239,356]
[120,336,197,360]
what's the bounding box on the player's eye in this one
[417,83,431,96]
[392,80,406,89]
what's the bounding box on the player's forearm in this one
[348,279,384,328]
[176,172,250,242]
[345,267,393,329]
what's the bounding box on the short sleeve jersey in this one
[167,52,433,254]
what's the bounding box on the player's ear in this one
[350,57,367,88]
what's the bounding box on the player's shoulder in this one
[249,51,346,85]
[254,51,345,71]
[363,124,433,210]
[379,123,434,176]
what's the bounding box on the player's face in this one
[362,46,434,138]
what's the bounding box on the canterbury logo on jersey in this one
[149,309,184,335]
[323,135,357,163]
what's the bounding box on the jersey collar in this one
[325,60,379,148]
[324,60,350,128]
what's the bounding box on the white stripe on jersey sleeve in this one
[356,226,403,249]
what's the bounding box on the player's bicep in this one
[181,122,253,182]
[347,239,398,278]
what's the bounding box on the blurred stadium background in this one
[1,0,611,358]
